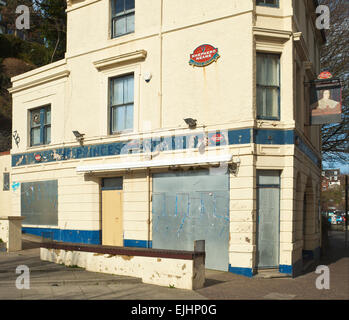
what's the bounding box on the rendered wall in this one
[0,153,11,216]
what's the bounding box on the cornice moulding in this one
[253,27,292,42]
[8,70,70,94]
[66,0,102,13]
[93,50,148,71]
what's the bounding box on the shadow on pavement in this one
[303,230,349,275]
[22,240,42,250]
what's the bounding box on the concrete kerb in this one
[0,277,142,287]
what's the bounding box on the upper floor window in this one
[257,53,280,120]
[110,74,134,134]
[30,105,51,146]
[256,0,279,7]
[111,0,135,38]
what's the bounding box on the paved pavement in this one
[0,231,348,300]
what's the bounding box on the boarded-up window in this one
[21,180,58,226]
[3,172,9,191]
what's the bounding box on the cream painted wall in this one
[0,154,11,216]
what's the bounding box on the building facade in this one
[322,169,341,190]
[6,0,324,277]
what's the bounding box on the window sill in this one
[257,117,280,121]
[109,130,134,137]
[256,4,279,9]
[26,144,51,151]
[110,31,135,40]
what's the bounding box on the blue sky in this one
[323,160,349,174]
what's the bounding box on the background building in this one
[322,169,341,190]
[4,0,324,277]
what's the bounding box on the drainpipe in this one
[159,0,164,128]
[345,175,348,248]
[147,168,151,248]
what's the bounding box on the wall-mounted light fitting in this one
[184,118,197,129]
[228,157,241,175]
[73,131,85,145]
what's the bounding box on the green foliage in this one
[0,34,51,66]
[66,265,84,269]
[0,0,67,152]
[33,0,67,62]
[321,185,346,211]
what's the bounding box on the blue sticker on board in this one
[12,182,20,192]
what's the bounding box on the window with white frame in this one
[30,105,51,146]
[256,0,279,7]
[110,74,134,133]
[111,0,135,38]
[256,53,281,120]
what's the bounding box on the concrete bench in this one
[40,241,205,290]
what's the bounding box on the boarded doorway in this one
[152,169,230,271]
[102,178,123,246]
[256,170,280,269]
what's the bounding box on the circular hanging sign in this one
[34,154,42,162]
[318,71,333,80]
[189,44,220,67]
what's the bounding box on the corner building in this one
[8,0,324,277]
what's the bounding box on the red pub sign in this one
[189,44,220,67]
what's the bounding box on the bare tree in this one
[319,0,349,164]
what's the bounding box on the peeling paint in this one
[15,156,24,166]
[121,255,134,261]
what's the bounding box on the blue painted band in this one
[303,247,321,260]
[22,227,101,245]
[295,134,321,166]
[12,128,250,167]
[124,239,152,248]
[254,129,294,145]
[228,265,254,278]
[12,128,320,167]
[279,264,293,275]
